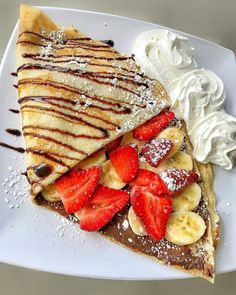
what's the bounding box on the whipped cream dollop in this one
[169,69,236,169]
[169,69,226,129]
[189,112,236,169]
[133,29,197,85]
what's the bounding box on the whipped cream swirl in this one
[189,112,236,169]
[168,68,236,169]
[169,69,226,129]
[133,29,197,85]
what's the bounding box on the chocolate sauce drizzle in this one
[18,80,145,109]
[5,128,21,136]
[100,40,114,47]
[17,63,147,91]
[9,109,20,113]
[11,72,18,77]
[21,53,138,76]
[17,40,114,53]
[0,142,25,153]
[32,163,52,178]
[22,53,132,62]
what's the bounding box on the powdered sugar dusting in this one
[142,138,173,166]
[160,169,192,194]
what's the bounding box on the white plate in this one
[0,6,236,280]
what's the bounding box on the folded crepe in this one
[16,4,220,283]
[17,4,169,197]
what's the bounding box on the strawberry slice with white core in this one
[109,144,139,182]
[56,166,101,214]
[130,169,169,205]
[142,138,173,167]
[132,190,172,241]
[160,168,198,197]
[79,184,129,231]
[133,111,174,141]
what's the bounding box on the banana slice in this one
[157,127,184,158]
[166,151,193,170]
[140,158,168,174]
[100,160,126,189]
[41,184,61,202]
[172,183,202,212]
[128,206,147,236]
[78,151,106,170]
[121,131,144,152]
[165,212,206,246]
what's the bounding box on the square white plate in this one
[0,6,236,280]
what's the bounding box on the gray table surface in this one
[0,0,236,294]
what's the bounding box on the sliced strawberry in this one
[132,191,172,241]
[160,168,198,197]
[142,138,173,167]
[130,169,169,204]
[109,145,139,182]
[133,111,174,141]
[79,184,129,231]
[106,136,123,153]
[56,167,101,213]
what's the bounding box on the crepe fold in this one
[17,4,169,198]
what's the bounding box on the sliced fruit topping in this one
[160,168,198,197]
[157,127,184,158]
[140,158,168,174]
[172,183,202,212]
[106,136,123,153]
[130,169,169,205]
[42,183,61,202]
[100,160,126,189]
[79,184,129,231]
[56,167,101,214]
[109,145,139,182]
[167,151,193,171]
[128,206,147,236]
[133,111,174,141]
[132,191,172,241]
[77,148,106,170]
[165,212,206,245]
[121,131,144,152]
[141,138,173,167]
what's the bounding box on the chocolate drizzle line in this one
[27,148,82,161]
[19,96,131,116]
[22,53,140,76]
[100,40,114,47]
[22,53,132,62]
[5,128,21,136]
[23,125,109,140]
[23,132,87,155]
[9,109,20,113]
[17,63,147,90]
[18,80,145,109]
[11,72,18,77]
[26,149,72,169]
[0,142,25,153]
[13,84,18,89]
[17,40,114,53]
[20,104,117,131]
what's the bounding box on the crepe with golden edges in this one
[17,4,169,198]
